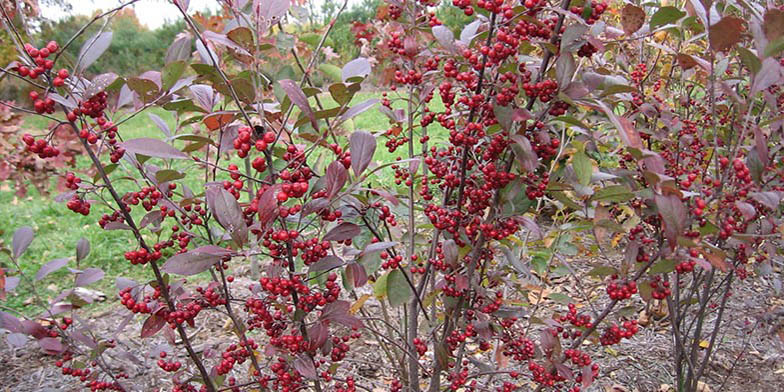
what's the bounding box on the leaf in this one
[6,333,27,348]
[279,79,316,129]
[560,24,588,52]
[749,191,782,210]
[621,4,646,35]
[76,238,90,262]
[35,258,69,281]
[323,223,361,242]
[737,47,762,74]
[338,99,378,125]
[751,58,783,95]
[227,26,255,51]
[203,112,236,131]
[161,246,232,276]
[85,73,119,99]
[325,161,348,199]
[342,57,371,82]
[650,6,686,29]
[165,33,192,64]
[319,64,342,83]
[348,131,376,177]
[764,36,784,58]
[148,113,171,138]
[588,266,617,277]
[320,300,362,328]
[155,169,185,183]
[650,259,677,274]
[655,194,687,248]
[346,263,368,287]
[308,255,346,272]
[362,241,397,255]
[257,185,282,226]
[141,314,166,338]
[190,84,215,111]
[594,101,642,149]
[294,355,317,380]
[206,187,248,246]
[77,32,112,72]
[162,61,187,92]
[120,138,187,160]
[510,134,538,172]
[700,247,728,272]
[443,239,458,266]
[592,185,634,202]
[75,267,104,287]
[12,226,33,259]
[38,337,65,354]
[555,53,575,88]
[432,25,455,51]
[127,77,159,104]
[386,269,412,307]
[573,151,592,186]
[763,9,784,42]
[709,17,745,52]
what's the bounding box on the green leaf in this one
[592,185,634,202]
[649,259,677,274]
[763,36,784,58]
[386,269,412,307]
[573,151,592,186]
[588,266,617,278]
[319,64,342,83]
[547,292,572,304]
[737,47,762,74]
[373,273,388,298]
[155,169,185,183]
[649,6,686,29]
[161,61,187,92]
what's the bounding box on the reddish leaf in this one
[749,191,782,210]
[258,185,282,227]
[320,300,363,328]
[510,134,538,172]
[77,32,112,72]
[161,246,232,276]
[582,364,594,388]
[655,194,687,249]
[12,226,33,259]
[349,131,376,176]
[35,258,69,281]
[323,223,361,242]
[280,79,316,129]
[141,314,166,339]
[165,33,192,64]
[735,201,756,221]
[362,241,397,255]
[202,112,236,131]
[0,311,22,333]
[709,17,745,52]
[307,322,329,350]
[325,161,348,199]
[763,9,784,42]
[621,4,646,35]
[120,138,187,160]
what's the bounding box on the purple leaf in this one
[206,186,248,246]
[654,194,687,249]
[165,33,192,64]
[0,311,22,333]
[85,73,119,99]
[735,201,756,221]
[76,238,90,262]
[442,239,458,266]
[342,57,371,82]
[338,99,378,125]
[750,191,782,210]
[203,31,251,56]
[308,255,346,272]
[323,222,361,242]
[6,332,27,348]
[190,84,215,111]
[121,138,187,160]
[254,0,290,21]
[140,210,163,230]
[148,113,171,138]
[594,101,643,149]
[293,355,317,380]
[510,134,538,172]
[320,300,363,329]
[280,79,317,129]
[346,263,367,287]
[77,32,112,72]
[115,277,138,292]
[141,314,166,338]
[307,321,329,350]
[432,25,455,51]
[161,246,232,276]
[362,241,396,255]
[103,222,132,231]
[325,161,348,199]
[12,226,34,259]
[38,337,65,354]
[751,58,782,96]
[258,185,282,227]
[582,364,594,388]
[35,258,69,281]
[75,267,104,287]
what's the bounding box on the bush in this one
[1,0,784,391]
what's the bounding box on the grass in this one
[1,89,447,314]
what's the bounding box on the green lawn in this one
[1,89,447,314]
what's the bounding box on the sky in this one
[41,0,223,29]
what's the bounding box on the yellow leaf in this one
[699,340,709,349]
[350,294,371,314]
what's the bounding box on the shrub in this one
[1,0,783,391]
